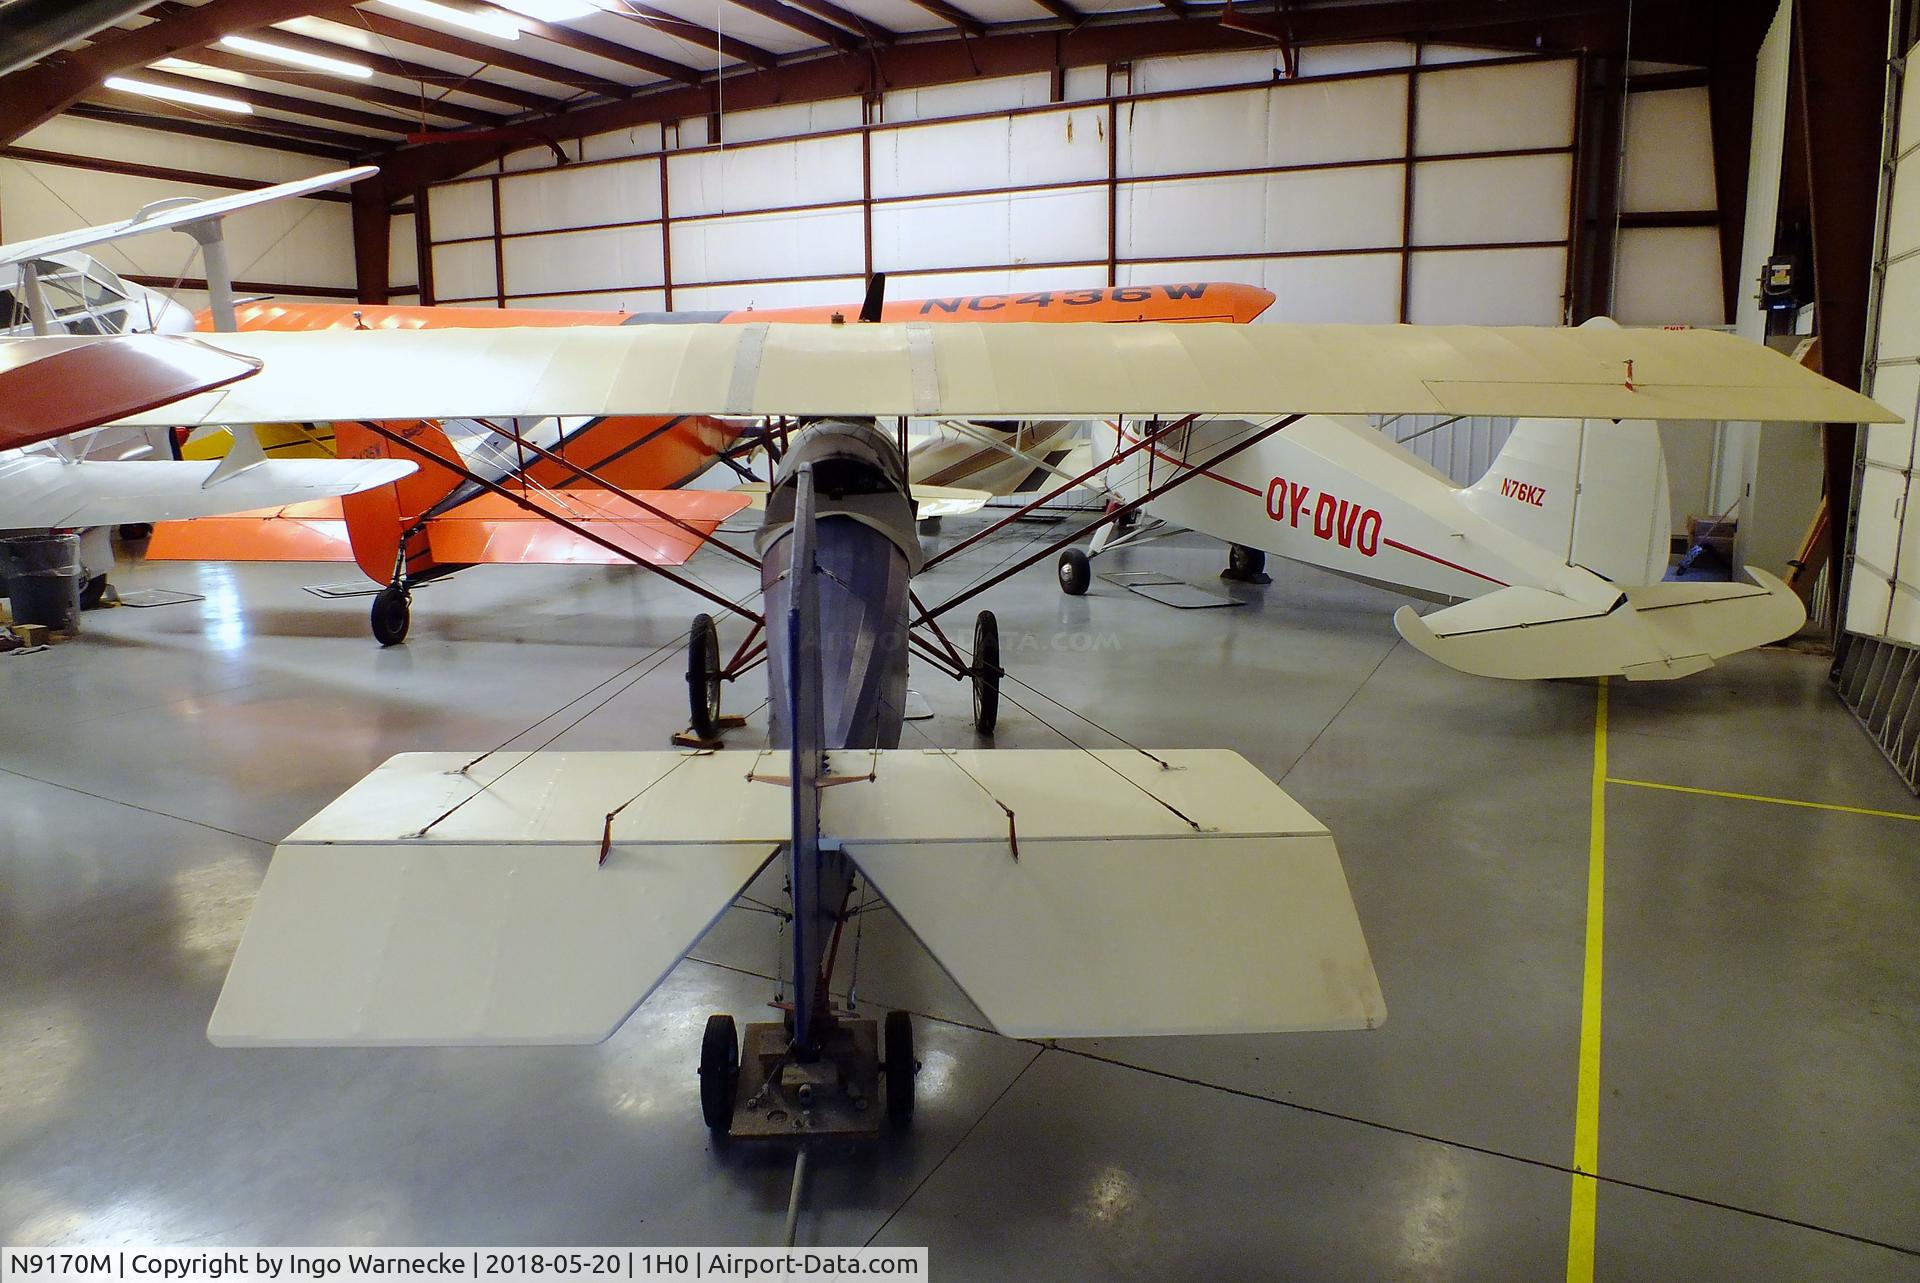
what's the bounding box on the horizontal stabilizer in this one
[1393,568,1805,681]
[146,499,352,562]
[209,749,1383,1046]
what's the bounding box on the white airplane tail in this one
[1458,416,1670,586]
[1399,416,1805,681]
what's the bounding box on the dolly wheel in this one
[884,1010,916,1129]
[699,1013,740,1132]
[971,609,1002,736]
[1058,548,1091,596]
[370,586,411,647]
[687,613,722,739]
[1226,544,1267,581]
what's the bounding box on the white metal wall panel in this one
[499,159,659,234]
[1120,76,1407,177]
[870,108,1106,198]
[430,239,497,302]
[1406,247,1566,324]
[672,276,863,312]
[1414,59,1576,153]
[872,186,1105,271]
[1118,166,1403,259]
[1121,254,1399,323]
[428,181,494,243]
[667,135,861,217]
[0,158,355,290]
[669,206,864,283]
[583,122,665,161]
[893,264,1108,298]
[882,74,1053,123]
[13,115,328,184]
[502,224,665,295]
[509,290,664,312]
[1620,87,1718,212]
[1846,39,1920,643]
[720,97,863,144]
[389,213,417,292]
[1410,154,1571,245]
[1613,226,1724,325]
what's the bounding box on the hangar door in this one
[1835,35,1920,791]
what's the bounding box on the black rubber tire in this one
[1226,544,1267,581]
[699,1013,740,1132]
[687,613,722,738]
[884,1010,915,1128]
[78,574,110,611]
[1058,547,1092,596]
[370,586,411,647]
[971,609,1001,736]
[118,523,153,542]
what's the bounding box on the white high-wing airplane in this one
[0,167,413,603]
[1075,393,1803,682]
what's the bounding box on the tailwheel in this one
[883,1010,916,1129]
[1058,547,1091,596]
[971,609,1001,735]
[699,1013,740,1133]
[1224,543,1269,583]
[687,612,722,739]
[370,585,411,647]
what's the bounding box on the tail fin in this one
[1461,417,1671,586]
[333,420,467,583]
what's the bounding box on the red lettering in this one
[1336,500,1361,548]
[1357,509,1381,556]
[1288,481,1309,526]
[1313,493,1337,540]
[1265,477,1287,521]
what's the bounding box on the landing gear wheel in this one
[971,610,1001,735]
[687,612,722,739]
[883,1010,916,1128]
[699,1013,740,1133]
[1058,547,1091,596]
[118,523,153,543]
[1225,543,1267,582]
[78,574,110,611]
[370,585,411,647]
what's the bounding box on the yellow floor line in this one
[1567,677,1607,1283]
[1607,777,1920,822]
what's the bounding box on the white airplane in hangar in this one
[1022,325,1812,683]
[0,166,414,601]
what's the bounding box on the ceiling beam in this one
[186,44,507,125]
[720,0,865,53]
[475,4,703,84]
[71,97,378,156]
[127,65,417,134]
[606,5,781,71]
[0,0,169,79]
[350,8,635,98]
[230,22,566,112]
[774,0,896,44]
[901,0,985,37]
[1029,0,1085,25]
[0,0,361,144]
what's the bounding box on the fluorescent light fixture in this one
[218,34,375,79]
[493,0,607,19]
[103,76,254,113]
[375,0,523,39]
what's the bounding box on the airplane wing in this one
[208,748,1382,1045]
[0,457,415,530]
[1393,567,1809,681]
[148,488,752,567]
[0,167,376,269]
[67,321,1896,426]
[733,479,992,517]
[0,334,260,451]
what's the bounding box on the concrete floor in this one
[2,518,1917,1278]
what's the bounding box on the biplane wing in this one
[208,748,1381,1046]
[76,321,1896,427]
[149,488,752,567]
[0,333,260,451]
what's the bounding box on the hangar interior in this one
[2,0,1918,1276]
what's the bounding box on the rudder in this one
[334,420,467,584]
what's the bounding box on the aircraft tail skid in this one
[1393,567,1806,681]
[206,748,1384,1045]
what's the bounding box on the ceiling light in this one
[374,0,523,39]
[218,34,375,79]
[104,76,254,113]
[492,0,607,19]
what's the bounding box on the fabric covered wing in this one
[422,489,751,566]
[147,499,353,562]
[0,457,413,530]
[63,322,1899,427]
[0,334,259,451]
